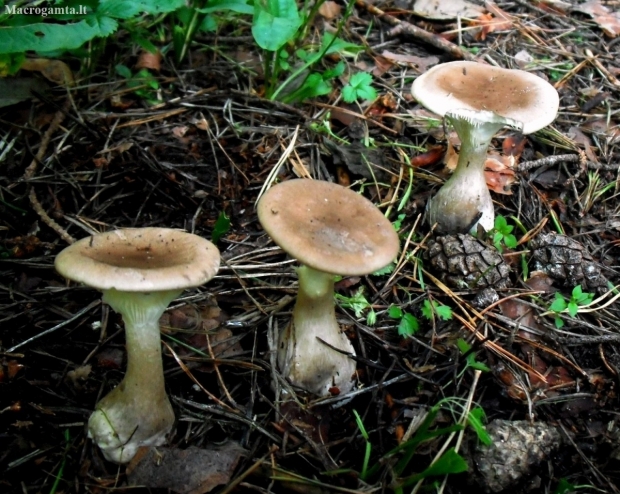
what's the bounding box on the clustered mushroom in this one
[257,179,399,397]
[55,228,220,463]
[412,61,560,233]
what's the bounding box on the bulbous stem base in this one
[88,289,179,463]
[277,266,356,396]
[427,110,522,234]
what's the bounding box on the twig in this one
[354,0,477,62]
[5,300,100,353]
[517,153,620,172]
[22,98,75,244]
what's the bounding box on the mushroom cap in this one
[411,61,559,134]
[257,179,399,276]
[55,228,220,292]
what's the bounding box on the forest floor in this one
[2,0,620,493]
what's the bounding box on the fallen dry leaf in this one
[127,443,244,494]
[411,146,445,167]
[471,3,513,40]
[371,54,395,78]
[380,51,439,73]
[413,0,483,19]
[502,133,527,159]
[20,58,75,86]
[484,154,516,195]
[581,118,620,143]
[318,0,341,19]
[567,126,598,162]
[573,0,620,37]
[136,50,162,71]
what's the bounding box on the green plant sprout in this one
[553,478,605,494]
[580,170,615,214]
[421,299,452,321]
[335,287,376,325]
[456,338,490,376]
[342,72,377,103]
[389,299,452,338]
[361,397,489,492]
[115,64,161,104]
[549,285,594,328]
[352,409,372,481]
[389,305,419,337]
[491,215,517,252]
[211,211,231,243]
[308,111,350,144]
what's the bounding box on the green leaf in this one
[320,33,363,56]
[571,285,583,299]
[504,234,518,249]
[372,262,395,276]
[468,407,492,445]
[282,72,332,103]
[434,304,453,321]
[399,448,468,487]
[398,313,419,337]
[115,63,132,78]
[0,18,107,53]
[468,359,490,372]
[98,0,184,18]
[554,316,564,328]
[197,0,253,15]
[342,72,376,103]
[322,60,345,80]
[494,215,507,231]
[212,211,231,243]
[388,305,403,319]
[367,309,377,326]
[349,71,372,88]
[341,84,357,103]
[456,338,471,354]
[567,301,579,318]
[198,14,217,32]
[252,0,301,51]
[550,294,567,313]
[553,478,576,494]
[355,84,377,101]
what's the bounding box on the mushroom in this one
[55,228,220,463]
[257,179,399,396]
[411,61,559,233]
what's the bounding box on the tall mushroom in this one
[55,228,220,463]
[257,179,399,396]
[411,61,559,233]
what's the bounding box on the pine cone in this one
[426,234,511,289]
[529,232,608,293]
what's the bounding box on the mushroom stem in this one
[427,110,523,234]
[87,289,178,464]
[277,265,356,396]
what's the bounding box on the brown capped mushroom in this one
[55,228,220,463]
[257,179,399,397]
[412,61,559,233]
